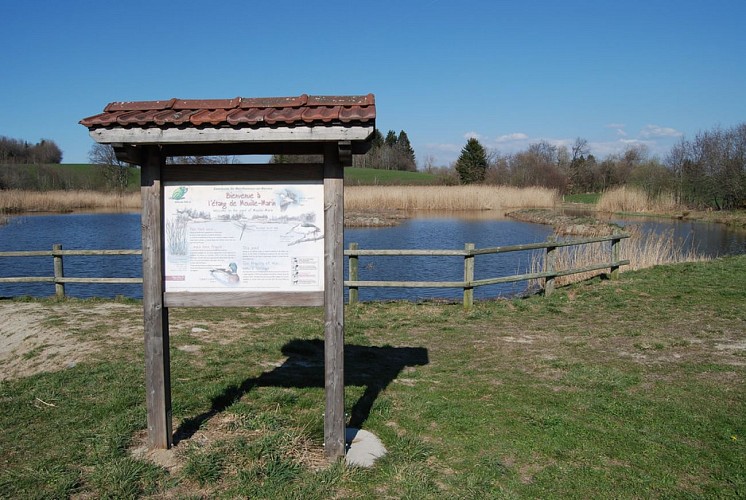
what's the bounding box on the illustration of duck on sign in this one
[210,262,240,285]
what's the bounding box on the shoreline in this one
[5,206,746,231]
[2,186,745,230]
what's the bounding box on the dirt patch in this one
[0,301,141,381]
[0,302,302,381]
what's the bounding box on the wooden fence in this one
[346,232,630,307]
[0,244,142,297]
[0,233,630,305]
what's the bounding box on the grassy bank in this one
[0,163,141,192]
[531,225,710,288]
[597,186,679,213]
[591,187,746,228]
[345,167,439,185]
[1,256,744,497]
[1,164,437,192]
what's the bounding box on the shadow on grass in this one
[174,339,429,443]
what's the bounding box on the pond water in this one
[1,211,745,301]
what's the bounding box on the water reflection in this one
[346,214,553,301]
[0,213,143,299]
[1,211,744,301]
[563,207,746,257]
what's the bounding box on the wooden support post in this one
[324,143,345,459]
[463,243,475,308]
[545,237,557,296]
[348,242,359,305]
[610,233,621,280]
[141,147,172,449]
[53,244,65,298]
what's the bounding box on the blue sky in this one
[2,1,745,166]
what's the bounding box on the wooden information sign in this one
[80,94,375,459]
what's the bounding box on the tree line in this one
[270,129,417,173]
[353,129,416,171]
[0,136,63,164]
[4,120,744,210]
[447,122,746,210]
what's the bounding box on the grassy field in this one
[344,167,440,185]
[1,256,744,498]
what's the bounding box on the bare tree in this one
[666,123,746,209]
[0,136,62,164]
[89,143,131,193]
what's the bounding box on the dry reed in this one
[0,190,141,213]
[531,225,708,289]
[597,186,679,213]
[345,185,560,211]
[2,185,560,214]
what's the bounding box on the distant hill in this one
[1,164,440,190]
[344,167,439,185]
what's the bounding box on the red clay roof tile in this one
[225,108,266,126]
[302,105,339,123]
[104,99,176,112]
[173,98,241,110]
[80,94,375,130]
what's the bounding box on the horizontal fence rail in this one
[1,233,630,304]
[0,244,142,297]
[345,233,631,307]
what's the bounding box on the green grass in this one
[0,163,141,192]
[1,256,745,497]
[563,192,601,204]
[344,167,440,185]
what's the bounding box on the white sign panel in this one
[163,181,324,293]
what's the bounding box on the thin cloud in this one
[425,142,461,153]
[495,132,529,143]
[463,131,482,140]
[605,123,628,137]
[639,124,683,139]
[589,139,657,157]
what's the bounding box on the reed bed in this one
[597,186,679,213]
[0,190,140,213]
[1,186,560,214]
[344,185,560,212]
[531,225,708,289]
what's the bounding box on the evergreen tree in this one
[455,138,488,184]
[396,130,416,171]
[370,129,384,149]
[384,130,398,147]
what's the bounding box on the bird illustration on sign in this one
[210,262,240,285]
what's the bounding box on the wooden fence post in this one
[610,232,621,280]
[463,243,475,308]
[53,244,65,298]
[544,237,557,296]
[348,242,358,305]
